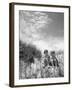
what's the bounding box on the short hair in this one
[44,50,48,54]
[51,51,55,55]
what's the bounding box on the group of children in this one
[42,50,59,68]
[41,50,59,78]
[24,50,60,78]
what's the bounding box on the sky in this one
[19,10,64,53]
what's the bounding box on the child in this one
[50,51,59,67]
[43,50,50,67]
[50,51,59,77]
[41,50,50,78]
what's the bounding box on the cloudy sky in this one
[19,10,64,52]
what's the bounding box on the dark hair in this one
[51,51,55,55]
[44,50,48,54]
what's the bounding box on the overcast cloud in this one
[19,10,64,52]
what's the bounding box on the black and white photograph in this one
[9,3,70,87]
[19,11,64,79]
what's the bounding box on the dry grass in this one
[19,51,64,79]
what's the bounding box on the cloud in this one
[19,10,64,52]
[33,37,64,52]
[19,10,52,44]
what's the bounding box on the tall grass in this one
[19,41,64,79]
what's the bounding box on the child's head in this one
[44,50,48,56]
[51,51,55,57]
